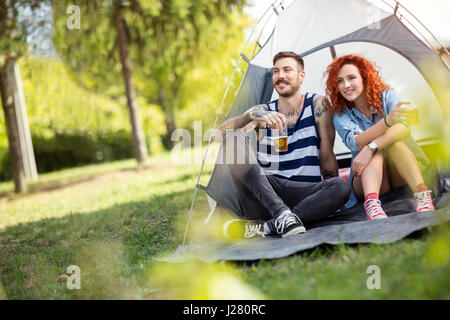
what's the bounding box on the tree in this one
[0,0,46,192]
[53,0,148,163]
[114,2,148,163]
[52,0,246,150]
[128,0,246,149]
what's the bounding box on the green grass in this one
[0,146,449,299]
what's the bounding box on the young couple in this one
[218,51,434,239]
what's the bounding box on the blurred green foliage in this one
[0,3,251,181]
[0,0,48,57]
[0,57,166,181]
[52,0,248,149]
[175,11,249,133]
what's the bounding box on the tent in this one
[169,0,450,261]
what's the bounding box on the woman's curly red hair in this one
[324,54,390,117]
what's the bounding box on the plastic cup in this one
[403,103,420,125]
[274,124,288,152]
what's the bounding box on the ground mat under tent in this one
[156,187,450,263]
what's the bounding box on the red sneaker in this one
[364,198,388,220]
[414,190,435,212]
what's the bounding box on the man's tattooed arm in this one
[314,95,330,119]
[218,112,251,135]
[322,170,336,180]
[218,104,278,135]
[314,95,339,179]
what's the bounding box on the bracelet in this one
[384,115,392,128]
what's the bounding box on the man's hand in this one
[245,104,287,133]
[352,145,374,177]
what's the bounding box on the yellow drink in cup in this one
[274,136,288,152]
[274,124,288,152]
[403,103,420,125]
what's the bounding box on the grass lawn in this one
[0,146,449,299]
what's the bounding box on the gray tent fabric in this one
[206,154,245,218]
[299,15,450,108]
[226,64,274,119]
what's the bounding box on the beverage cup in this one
[274,124,288,152]
[402,103,420,125]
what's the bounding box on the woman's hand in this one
[385,101,411,126]
[352,146,375,177]
[245,104,287,132]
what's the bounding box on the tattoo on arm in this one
[233,113,250,128]
[249,104,269,119]
[314,97,330,119]
[323,170,336,180]
[218,104,267,134]
[218,116,244,134]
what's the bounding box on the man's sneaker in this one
[222,219,266,240]
[364,198,388,220]
[414,190,435,212]
[274,210,306,238]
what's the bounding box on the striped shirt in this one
[257,93,322,182]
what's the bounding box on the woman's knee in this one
[387,140,407,156]
[371,150,385,163]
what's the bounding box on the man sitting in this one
[218,51,351,238]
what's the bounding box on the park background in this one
[0,0,449,300]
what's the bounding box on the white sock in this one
[279,209,292,216]
[263,222,271,234]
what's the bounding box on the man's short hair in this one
[273,51,304,70]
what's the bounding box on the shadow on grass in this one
[0,188,196,299]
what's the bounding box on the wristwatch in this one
[367,141,378,152]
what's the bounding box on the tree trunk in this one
[8,60,38,182]
[115,7,148,163]
[158,85,177,150]
[0,59,27,193]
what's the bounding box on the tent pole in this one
[382,0,450,57]
[329,46,337,59]
[181,0,282,246]
[395,0,449,55]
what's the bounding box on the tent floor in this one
[156,186,450,263]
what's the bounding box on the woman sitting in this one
[324,54,435,220]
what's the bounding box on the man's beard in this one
[275,80,300,97]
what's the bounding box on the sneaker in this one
[364,198,388,220]
[222,219,266,239]
[273,210,306,238]
[414,190,435,212]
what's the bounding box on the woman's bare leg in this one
[386,141,435,211]
[352,151,391,201]
[386,141,424,191]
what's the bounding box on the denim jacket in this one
[333,89,430,208]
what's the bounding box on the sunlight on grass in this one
[0,159,137,195]
[66,240,127,299]
[0,281,6,300]
[147,260,266,299]
[0,146,216,230]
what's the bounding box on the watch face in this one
[368,142,377,150]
